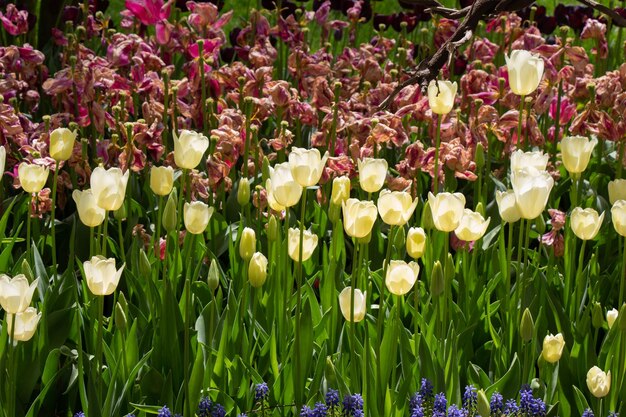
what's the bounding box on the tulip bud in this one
[611,200,626,237]
[239,227,256,261]
[289,147,329,187]
[608,179,626,205]
[207,259,220,291]
[406,227,426,259]
[114,302,127,332]
[561,136,597,175]
[378,190,419,226]
[475,202,485,217]
[173,130,209,169]
[114,202,127,221]
[150,166,175,196]
[267,216,278,242]
[49,128,77,161]
[139,249,151,278]
[18,163,49,194]
[477,389,490,417]
[328,203,341,223]
[118,291,128,312]
[0,274,38,314]
[521,308,534,343]
[288,228,318,262]
[162,190,178,233]
[541,333,565,363]
[428,192,466,232]
[357,158,388,193]
[431,261,444,297]
[331,176,351,205]
[83,256,125,296]
[338,287,367,322]
[392,226,405,251]
[586,366,611,398]
[184,201,212,235]
[248,252,268,288]
[238,178,251,206]
[592,302,604,329]
[571,207,604,241]
[21,259,34,283]
[342,198,378,239]
[427,80,458,115]
[475,143,485,169]
[445,252,455,284]
[421,201,435,230]
[607,308,618,329]
[262,156,271,183]
[495,190,521,223]
[505,50,544,96]
[90,166,130,211]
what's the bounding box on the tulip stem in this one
[433,115,442,194]
[50,160,60,279]
[294,186,307,408]
[183,233,196,417]
[572,240,587,320]
[152,195,163,256]
[349,240,360,392]
[102,210,109,257]
[618,239,626,308]
[117,216,126,263]
[521,219,531,312]
[518,95,526,150]
[8,312,16,417]
[95,295,104,408]
[514,219,524,333]
[26,194,32,265]
[377,225,394,411]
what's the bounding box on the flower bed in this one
[0,0,625,416]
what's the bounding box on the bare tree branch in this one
[378,0,626,111]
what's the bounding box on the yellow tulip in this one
[342,198,377,238]
[377,189,418,226]
[338,287,366,322]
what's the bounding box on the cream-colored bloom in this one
[183,201,213,235]
[510,150,549,173]
[268,163,302,208]
[357,158,388,193]
[377,189,418,226]
[239,227,256,261]
[608,179,626,205]
[427,192,466,232]
[571,207,604,240]
[72,190,106,227]
[561,136,597,174]
[0,145,5,176]
[607,308,618,329]
[0,274,38,314]
[6,307,41,342]
[90,166,129,211]
[339,287,366,322]
[511,167,554,220]
[331,176,351,205]
[150,166,174,196]
[18,163,49,194]
[586,366,611,398]
[342,198,378,238]
[266,179,286,212]
[427,80,458,115]
[612,200,626,237]
[83,256,125,296]
[49,128,77,161]
[386,260,420,296]
[455,209,490,242]
[505,49,544,96]
[248,252,268,288]
[406,227,426,259]
[496,190,521,223]
[288,147,329,187]
[173,129,209,169]
[541,333,565,363]
[288,228,318,262]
